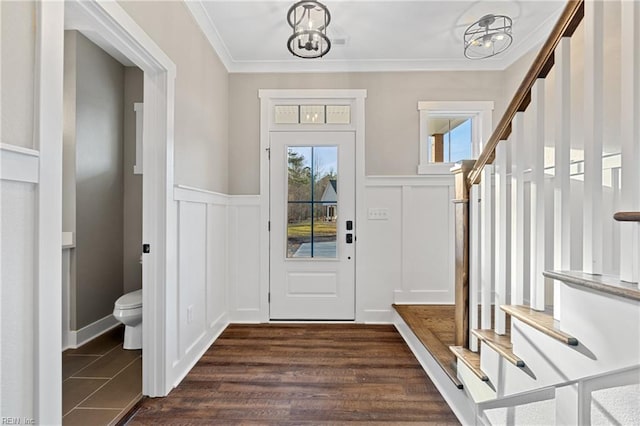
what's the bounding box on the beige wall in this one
[119,1,229,193]
[0,1,35,149]
[228,71,507,195]
[123,67,144,294]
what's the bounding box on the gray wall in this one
[228,71,507,195]
[123,67,143,294]
[64,31,125,329]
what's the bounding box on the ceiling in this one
[186,0,567,73]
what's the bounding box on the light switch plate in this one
[368,208,389,220]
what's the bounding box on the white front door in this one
[270,131,355,320]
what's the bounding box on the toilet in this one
[113,289,142,350]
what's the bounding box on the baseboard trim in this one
[65,314,120,350]
[171,312,230,389]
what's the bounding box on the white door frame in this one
[38,1,176,421]
[258,89,367,323]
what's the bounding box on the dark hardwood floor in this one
[127,324,460,425]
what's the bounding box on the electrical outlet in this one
[187,305,193,324]
[368,207,389,220]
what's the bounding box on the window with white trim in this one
[417,101,494,174]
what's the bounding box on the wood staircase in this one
[392,0,640,422]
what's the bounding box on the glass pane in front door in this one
[287,146,338,258]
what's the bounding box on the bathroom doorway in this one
[61,30,144,424]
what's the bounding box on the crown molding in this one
[185,0,234,71]
[186,0,561,74]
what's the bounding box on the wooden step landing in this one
[472,329,525,368]
[501,305,578,346]
[544,270,640,302]
[449,346,488,381]
[392,304,463,389]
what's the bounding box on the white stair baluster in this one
[554,37,572,320]
[530,79,547,310]
[621,0,640,283]
[469,184,481,351]
[583,0,604,275]
[494,142,509,334]
[481,166,494,331]
[511,113,525,306]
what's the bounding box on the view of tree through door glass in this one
[287,146,338,258]
[427,115,473,163]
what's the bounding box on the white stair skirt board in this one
[392,311,475,426]
[66,314,120,350]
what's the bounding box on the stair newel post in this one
[452,160,476,348]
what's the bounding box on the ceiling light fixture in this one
[287,0,331,59]
[464,14,513,59]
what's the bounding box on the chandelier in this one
[464,14,513,59]
[287,0,331,59]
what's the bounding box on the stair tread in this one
[471,329,525,367]
[501,305,579,346]
[393,304,463,389]
[449,346,488,381]
[544,270,640,302]
[613,211,640,222]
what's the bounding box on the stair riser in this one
[480,343,539,397]
[558,281,640,360]
[456,361,496,403]
[511,317,639,388]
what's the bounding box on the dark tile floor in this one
[62,326,142,425]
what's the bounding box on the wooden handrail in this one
[613,212,640,222]
[467,0,585,187]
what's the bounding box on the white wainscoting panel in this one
[359,186,402,322]
[178,201,207,356]
[207,204,227,327]
[1,180,37,418]
[363,176,455,314]
[171,186,230,387]
[227,196,262,322]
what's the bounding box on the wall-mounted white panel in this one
[228,200,262,322]
[402,185,454,303]
[1,181,36,418]
[363,176,455,309]
[178,201,207,356]
[360,186,402,321]
[171,186,231,388]
[206,204,227,328]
